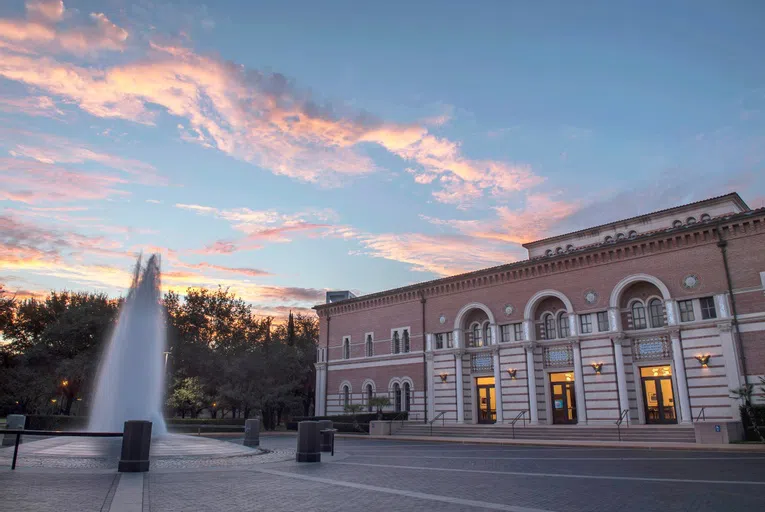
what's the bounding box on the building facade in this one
[313,193,765,427]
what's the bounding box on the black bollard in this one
[317,420,333,452]
[244,418,260,447]
[295,421,321,462]
[118,420,152,472]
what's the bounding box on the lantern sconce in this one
[507,368,517,379]
[695,354,711,367]
[439,372,448,383]
[591,362,604,374]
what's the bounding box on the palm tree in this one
[368,395,391,420]
[731,377,765,443]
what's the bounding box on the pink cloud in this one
[0,95,63,118]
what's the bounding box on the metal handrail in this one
[510,410,528,439]
[392,412,408,429]
[615,409,630,441]
[0,429,123,470]
[429,411,446,435]
[695,407,706,422]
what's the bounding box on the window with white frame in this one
[393,383,401,412]
[678,299,695,322]
[648,299,664,328]
[700,297,717,319]
[513,323,524,341]
[402,329,410,353]
[404,382,411,412]
[558,312,570,338]
[470,323,481,347]
[579,314,592,334]
[543,313,556,340]
[500,324,511,342]
[484,324,492,344]
[446,331,454,348]
[596,311,609,331]
[393,331,401,354]
[342,336,351,359]
[366,384,373,412]
[631,301,648,330]
[365,333,374,357]
[435,332,444,349]
[343,385,350,409]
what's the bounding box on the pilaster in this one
[669,327,692,423]
[523,342,538,424]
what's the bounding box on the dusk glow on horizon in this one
[2,0,764,317]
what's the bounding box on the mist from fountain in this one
[88,254,167,435]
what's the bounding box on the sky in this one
[1,0,764,318]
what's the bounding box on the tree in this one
[167,377,206,418]
[731,377,765,443]
[369,396,391,419]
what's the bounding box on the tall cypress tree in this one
[287,310,295,346]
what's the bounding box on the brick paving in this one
[2,435,765,511]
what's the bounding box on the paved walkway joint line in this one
[109,473,144,512]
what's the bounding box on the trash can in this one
[1,415,25,447]
[317,420,333,452]
[296,421,321,462]
[244,418,260,448]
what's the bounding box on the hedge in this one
[740,405,765,441]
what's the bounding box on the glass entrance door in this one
[476,377,496,424]
[640,366,677,424]
[549,372,577,424]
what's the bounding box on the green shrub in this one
[740,405,765,441]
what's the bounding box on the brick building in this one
[313,193,765,429]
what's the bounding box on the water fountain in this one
[89,254,167,434]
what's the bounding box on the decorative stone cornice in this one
[522,342,535,351]
[667,326,681,337]
[455,349,467,358]
[568,337,581,347]
[717,321,734,333]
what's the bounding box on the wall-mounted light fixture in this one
[591,362,604,374]
[695,354,711,367]
[439,372,448,382]
[507,368,517,379]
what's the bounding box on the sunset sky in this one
[1,0,764,318]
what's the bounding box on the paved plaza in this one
[2,434,765,511]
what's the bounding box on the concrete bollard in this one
[244,418,260,447]
[317,420,333,452]
[1,414,25,447]
[118,420,152,472]
[295,421,321,463]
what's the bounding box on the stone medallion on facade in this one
[583,290,598,305]
[438,314,446,325]
[682,274,700,290]
[504,304,514,316]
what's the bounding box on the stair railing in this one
[510,410,528,439]
[695,407,706,422]
[615,409,630,441]
[429,411,446,436]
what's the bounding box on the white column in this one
[569,314,579,337]
[665,299,678,326]
[523,319,534,342]
[315,362,326,416]
[612,337,630,421]
[524,343,539,424]
[453,329,462,349]
[718,321,743,419]
[492,346,504,423]
[571,340,587,424]
[455,350,465,423]
[426,352,436,421]
[714,293,730,319]
[425,333,433,351]
[608,307,621,332]
[490,323,499,345]
[670,329,692,423]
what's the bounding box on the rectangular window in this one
[597,311,609,332]
[435,333,444,350]
[513,323,524,341]
[500,324,512,342]
[678,300,695,322]
[446,331,454,348]
[579,314,593,334]
[700,297,717,320]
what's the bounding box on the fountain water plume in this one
[89,254,167,434]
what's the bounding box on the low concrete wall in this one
[369,421,392,436]
[694,421,745,444]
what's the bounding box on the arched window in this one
[393,383,401,412]
[545,249,553,257]
[686,216,696,225]
[404,383,411,412]
[402,329,410,353]
[631,301,648,330]
[472,323,481,347]
[700,213,711,222]
[616,233,625,240]
[366,334,374,357]
[366,384,373,412]
[604,235,614,243]
[343,385,350,409]
[543,313,556,340]
[484,324,492,345]
[628,230,638,239]
[556,247,564,254]
[649,299,665,328]
[566,244,574,252]
[343,338,350,359]
[558,312,570,338]
[673,220,683,228]
[393,331,400,354]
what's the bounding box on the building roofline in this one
[522,192,749,249]
[313,200,761,312]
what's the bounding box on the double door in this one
[640,366,677,424]
[476,377,496,424]
[550,372,577,424]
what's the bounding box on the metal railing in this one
[615,409,630,441]
[429,412,446,435]
[695,407,707,422]
[510,410,528,439]
[0,429,123,470]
